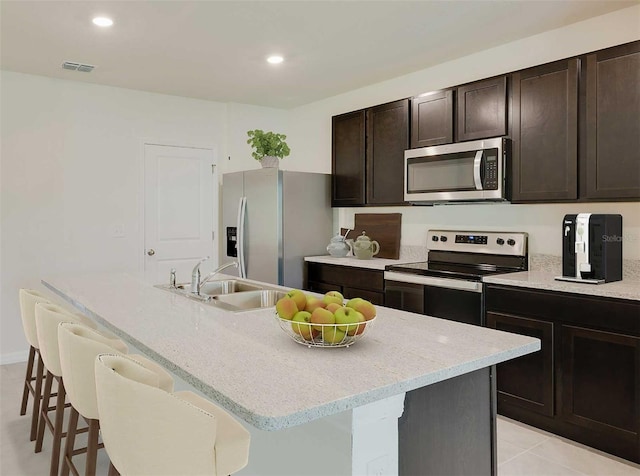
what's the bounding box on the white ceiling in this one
[1,1,635,109]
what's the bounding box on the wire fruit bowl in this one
[274,315,376,348]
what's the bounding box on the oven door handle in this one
[384,271,483,293]
[473,150,483,190]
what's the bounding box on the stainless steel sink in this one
[199,280,263,295]
[212,290,287,311]
[155,281,286,312]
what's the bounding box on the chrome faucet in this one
[190,257,210,294]
[191,259,239,295]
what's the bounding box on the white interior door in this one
[144,144,217,285]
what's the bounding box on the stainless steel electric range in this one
[384,230,528,326]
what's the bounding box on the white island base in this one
[236,393,405,476]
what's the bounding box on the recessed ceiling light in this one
[92,17,113,27]
[267,55,284,65]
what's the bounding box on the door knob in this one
[147,249,155,256]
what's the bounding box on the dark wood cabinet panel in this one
[306,281,337,294]
[485,284,640,463]
[511,59,578,202]
[366,99,409,205]
[304,262,385,306]
[487,312,554,417]
[331,100,409,207]
[583,41,640,200]
[342,287,384,305]
[410,90,453,148]
[457,76,507,141]
[561,325,639,458]
[399,368,494,476]
[331,110,366,206]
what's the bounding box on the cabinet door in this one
[561,325,639,454]
[342,287,384,305]
[456,76,507,141]
[332,110,366,206]
[583,41,640,200]
[486,312,554,417]
[366,99,409,205]
[511,59,578,202]
[410,90,453,148]
[306,281,340,295]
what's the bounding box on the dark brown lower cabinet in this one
[485,285,640,463]
[561,325,640,459]
[486,312,554,417]
[304,262,384,305]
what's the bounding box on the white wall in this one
[288,5,640,259]
[0,72,286,361]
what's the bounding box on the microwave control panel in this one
[483,155,498,190]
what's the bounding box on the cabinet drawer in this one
[485,285,640,335]
[307,263,384,293]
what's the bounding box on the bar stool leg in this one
[85,419,100,476]
[107,462,119,476]
[60,406,78,476]
[35,369,54,452]
[20,346,36,416]
[30,351,44,441]
[49,377,66,476]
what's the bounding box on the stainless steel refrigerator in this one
[221,168,332,288]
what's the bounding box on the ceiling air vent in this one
[62,61,95,73]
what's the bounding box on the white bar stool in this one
[34,303,105,476]
[95,353,251,476]
[57,322,173,476]
[18,288,52,442]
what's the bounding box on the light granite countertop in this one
[304,255,420,270]
[43,272,539,431]
[483,270,640,301]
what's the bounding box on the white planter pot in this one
[260,156,279,168]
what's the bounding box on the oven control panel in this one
[455,234,488,245]
[427,230,527,256]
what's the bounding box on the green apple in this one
[346,298,376,321]
[322,290,344,306]
[304,296,325,313]
[286,289,307,311]
[310,307,335,331]
[321,326,346,344]
[275,296,298,320]
[291,311,317,340]
[334,307,365,334]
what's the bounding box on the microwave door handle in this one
[473,150,483,190]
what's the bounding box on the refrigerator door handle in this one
[237,196,247,279]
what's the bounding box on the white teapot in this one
[326,233,352,257]
[352,231,380,260]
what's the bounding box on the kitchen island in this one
[43,273,539,476]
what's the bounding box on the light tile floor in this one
[2,361,639,475]
[497,416,640,475]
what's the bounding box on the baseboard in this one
[0,350,29,365]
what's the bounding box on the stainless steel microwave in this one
[404,137,509,204]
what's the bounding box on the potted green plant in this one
[246,129,291,168]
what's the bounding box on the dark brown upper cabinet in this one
[511,59,579,202]
[331,110,366,206]
[410,90,453,148]
[331,99,409,207]
[456,76,507,142]
[582,41,640,200]
[366,99,409,205]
